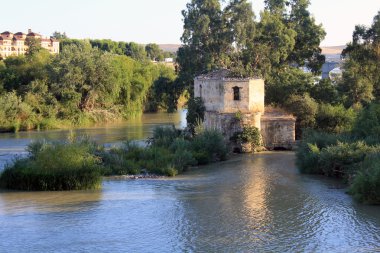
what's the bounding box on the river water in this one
[0,112,380,252]
[0,111,187,170]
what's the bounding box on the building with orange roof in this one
[0,29,59,59]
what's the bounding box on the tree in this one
[0,50,51,93]
[145,43,164,61]
[25,37,43,56]
[224,0,260,77]
[310,78,340,105]
[340,10,380,107]
[288,0,326,73]
[265,67,313,105]
[284,93,318,138]
[186,97,206,135]
[125,42,147,61]
[177,0,229,92]
[264,0,287,16]
[48,43,115,117]
[52,31,68,40]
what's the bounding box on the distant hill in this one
[158,44,180,53]
[321,46,345,55]
[158,44,346,57]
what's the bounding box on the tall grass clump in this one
[100,127,228,177]
[296,130,348,174]
[100,141,143,176]
[0,138,103,191]
[349,154,380,204]
[191,130,228,164]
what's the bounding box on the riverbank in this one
[296,130,380,205]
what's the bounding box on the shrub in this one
[296,143,321,174]
[139,146,175,176]
[99,141,144,175]
[349,154,380,204]
[101,151,140,176]
[232,125,262,151]
[186,97,206,135]
[316,104,357,134]
[191,130,227,164]
[0,139,103,191]
[353,103,380,139]
[284,94,319,138]
[318,141,378,178]
[296,130,350,174]
[151,126,181,148]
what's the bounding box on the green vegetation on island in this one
[0,127,227,191]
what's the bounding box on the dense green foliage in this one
[295,10,380,204]
[186,97,206,135]
[104,127,227,176]
[177,0,325,95]
[0,41,176,131]
[232,125,262,151]
[59,38,176,62]
[352,103,380,140]
[0,127,228,190]
[349,154,380,204]
[340,11,380,107]
[297,102,380,204]
[0,138,103,191]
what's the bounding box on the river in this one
[0,112,380,252]
[0,111,187,170]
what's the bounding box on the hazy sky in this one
[1,0,379,46]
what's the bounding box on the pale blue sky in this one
[1,0,379,46]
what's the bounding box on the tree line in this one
[0,39,177,132]
[53,32,176,62]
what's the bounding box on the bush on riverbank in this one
[0,138,103,190]
[103,127,227,176]
[0,127,228,191]
[349,154,380,204]
[296,129,380,204]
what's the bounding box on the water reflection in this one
[0,153,380,252]
[0,110,187,169]
[0,190,103,215]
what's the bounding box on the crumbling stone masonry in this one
[194,70,296,152]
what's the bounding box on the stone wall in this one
[204,109,296,151]
[222,80,250,113]
[204,111,261,140]
[248,79,265,113]
[261,114,296,150]
[195,70,295,151]
[194,70,264,114]
[194,79,225,112]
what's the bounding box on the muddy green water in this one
[0,111,187,169]
[0,112,380,252]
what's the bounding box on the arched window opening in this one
[233,86,240,101]
[200,84,202,98]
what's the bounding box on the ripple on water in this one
[0,152,380,252]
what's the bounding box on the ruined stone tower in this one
[194,69,296,151]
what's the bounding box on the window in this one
[233,86,241,101]
[199,84,202,98]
